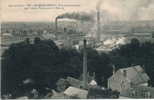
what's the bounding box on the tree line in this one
[1,37,154,98]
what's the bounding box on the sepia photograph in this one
[1,0,154,99]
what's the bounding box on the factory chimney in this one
[96,0,102,42]
[83,39,88,89]
[96,8,101,42]
[55,17,58,31]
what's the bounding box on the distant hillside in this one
[2,20,154,34]
[1,22,56,32]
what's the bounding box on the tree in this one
[1,39,60,97]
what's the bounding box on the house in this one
[120,86,154,98]
[64,86,88,99]
[56,75,96,92]
[56,77,83,92]
[108,65,150,92]
[2,33,13,38]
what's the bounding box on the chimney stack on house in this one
[83,39,88,89]
[112,65,116,75]
[123,70,127,77]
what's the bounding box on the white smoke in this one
[87,0,154,40]
[98,0,154,21]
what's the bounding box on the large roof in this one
[118,65,150,85]
[64,86,88,99]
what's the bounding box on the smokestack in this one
[96,6,101,41]
[83,39,87,88]
[96,0,103,42]
[55,17,58,31]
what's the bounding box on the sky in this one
[1,0,154,22]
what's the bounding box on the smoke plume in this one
[56,12,94,22]
[96,0,103,10]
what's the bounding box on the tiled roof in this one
[64,86,88,99]
[66,77,83,88]
[119,65,150,84]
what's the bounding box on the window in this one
[132,90,136,97]
[112,77,114,81]
[152,33,154,38]
[144,91,151,98]
[120,80,125,89]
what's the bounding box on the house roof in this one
[66,77,83,88]
[56,78,69,86]
[64,86,88,99]
[118,65,150,85]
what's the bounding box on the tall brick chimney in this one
[83,39,87,88]
[96,10,101,41]
[55,17,58,31]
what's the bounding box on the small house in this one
[108,65,150,92]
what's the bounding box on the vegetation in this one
[2,37,154,98]
[110,39,154,86]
